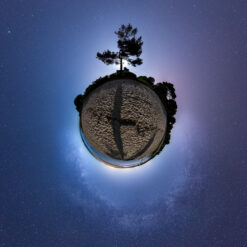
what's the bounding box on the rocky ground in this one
[80,79,167,160]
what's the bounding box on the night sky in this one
[1,0,247,246]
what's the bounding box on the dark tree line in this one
[152,82,177,154]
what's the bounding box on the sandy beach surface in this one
[81,79,167,160]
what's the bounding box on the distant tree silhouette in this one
[97,24,143,71]
[74,94,84,113]
[152,81,177,149]
[137,76,155,87]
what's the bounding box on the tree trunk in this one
[120,56,123,71]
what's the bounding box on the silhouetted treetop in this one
[97,24,143,71]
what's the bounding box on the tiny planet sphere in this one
[77,24,176,167]
[80,78,167,168]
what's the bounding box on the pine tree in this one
[97,24,143,71]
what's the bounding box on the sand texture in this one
[80,79,167,160]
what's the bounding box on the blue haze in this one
[0,0,246,246]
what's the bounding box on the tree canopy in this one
[96,24,143,71]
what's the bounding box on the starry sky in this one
[1,0,247,246]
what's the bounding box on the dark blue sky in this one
[1,0,247,246]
